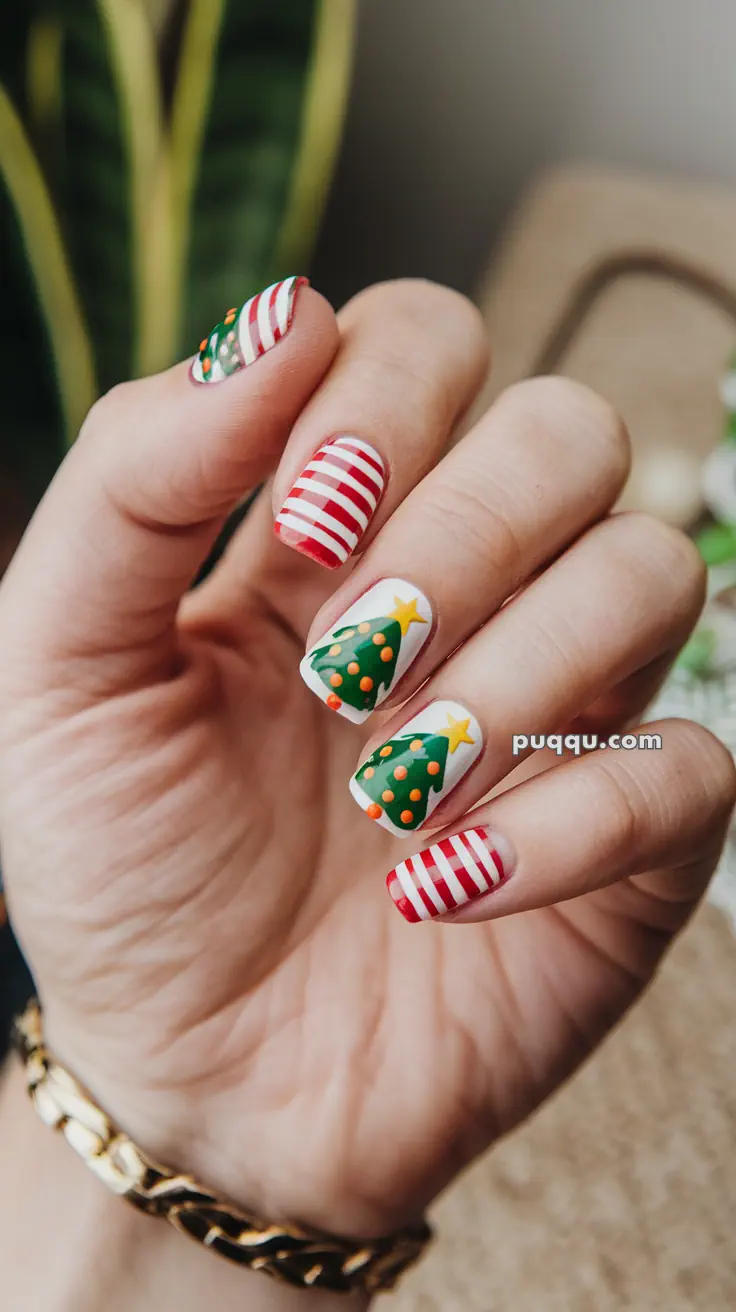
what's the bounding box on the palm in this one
[1,584,664,1236]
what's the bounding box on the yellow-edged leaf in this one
[94,0,175,377]
[272,0,358,274]
[26,14,64,163]
[168,0,227,339]
[0,85,96,445]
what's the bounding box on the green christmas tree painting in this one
[308,595,427,715]
[197,306,244,380]
[355,713,476,832]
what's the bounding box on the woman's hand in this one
[0,278,733,1242]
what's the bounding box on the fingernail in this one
[386,827,514,923]
[300,579,432,724]
[349,699,483,835]
[190,276,308,384]
[274,435,386,568]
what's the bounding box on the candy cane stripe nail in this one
[386,827,512,924]
[191,276,307,383]
[275,435,386,569]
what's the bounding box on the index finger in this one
[271,279,490,569]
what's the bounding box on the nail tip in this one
[273,520,347,570]
[298,655,369,725]
[386,872,422,924]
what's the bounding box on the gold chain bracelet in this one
[13,999,431,1295]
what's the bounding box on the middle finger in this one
[301,376,630,724]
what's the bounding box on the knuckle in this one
[76,381,136,450]
[611,513,707,614]
[497,376,631,484]
[419,476,526,585]
[343,279,489,373]
[594,758,645,852]
[665,720,736,817]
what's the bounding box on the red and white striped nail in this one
[191,276,307,384]
[386,828,513,923]
[274,436,386,569]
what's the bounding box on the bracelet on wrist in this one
[13,998,431,1296]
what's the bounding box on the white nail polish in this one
[300,579,433,724]
[349,698,483,836]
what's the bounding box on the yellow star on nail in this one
[388,596,427,636]
[438,713,475,754]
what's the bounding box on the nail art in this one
[191,276,308,384]
[387,827,511,922]
[275,436,386,568]
[349,699,483,836]
[300,579,432,724]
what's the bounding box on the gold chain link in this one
[13,999,431,1295]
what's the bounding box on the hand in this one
[0,278,733,1244]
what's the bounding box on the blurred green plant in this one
[0,0,356,507]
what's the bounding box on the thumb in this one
[0,280,338,690]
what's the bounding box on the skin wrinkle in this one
[548,902,654,1018]
[479,926,542,1112]
[418,480,528,592]
[438,941,508,1162]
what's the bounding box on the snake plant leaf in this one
[0,172,63,503]
[0,0,37,113]
[271,0,357,278]
[57,0,171,392]
[172,0,354,354]
[26,9,65,188]
[0,86,95,494]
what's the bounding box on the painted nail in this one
[300,579,432,724]
[191,276,308,384]
[349,699,483,836]
[274,435,386,568]
[387,827,513,923]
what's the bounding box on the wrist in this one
[0,1059,370,1312]
[41,999,418,1242]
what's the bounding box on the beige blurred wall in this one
[315,0,736,304]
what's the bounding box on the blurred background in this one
[317,0,736,300]
[1,3,736,1308]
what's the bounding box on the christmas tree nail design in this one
[349,699,483,836]
[300,580,432,723]
[387,827,513,923]
[191,276,308,384]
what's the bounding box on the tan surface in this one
[472,165,736,512]
[389,903,736,1311]
[387,168,736,1309]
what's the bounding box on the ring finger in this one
[348,511,705,836]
